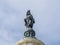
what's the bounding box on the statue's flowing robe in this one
[24,15,35,28]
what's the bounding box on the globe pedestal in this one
[16,37,45,45]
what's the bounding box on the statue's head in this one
[26,10,31,16]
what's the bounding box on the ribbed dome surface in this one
[16,37,45,45]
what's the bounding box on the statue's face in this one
[27,10,30,14]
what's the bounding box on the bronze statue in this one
[24,10,35,37]
[24,10,35,28]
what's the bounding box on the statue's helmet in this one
[26,10,31,16]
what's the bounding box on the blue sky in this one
[0,0,60,45]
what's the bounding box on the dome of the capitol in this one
[16,37,45,45]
